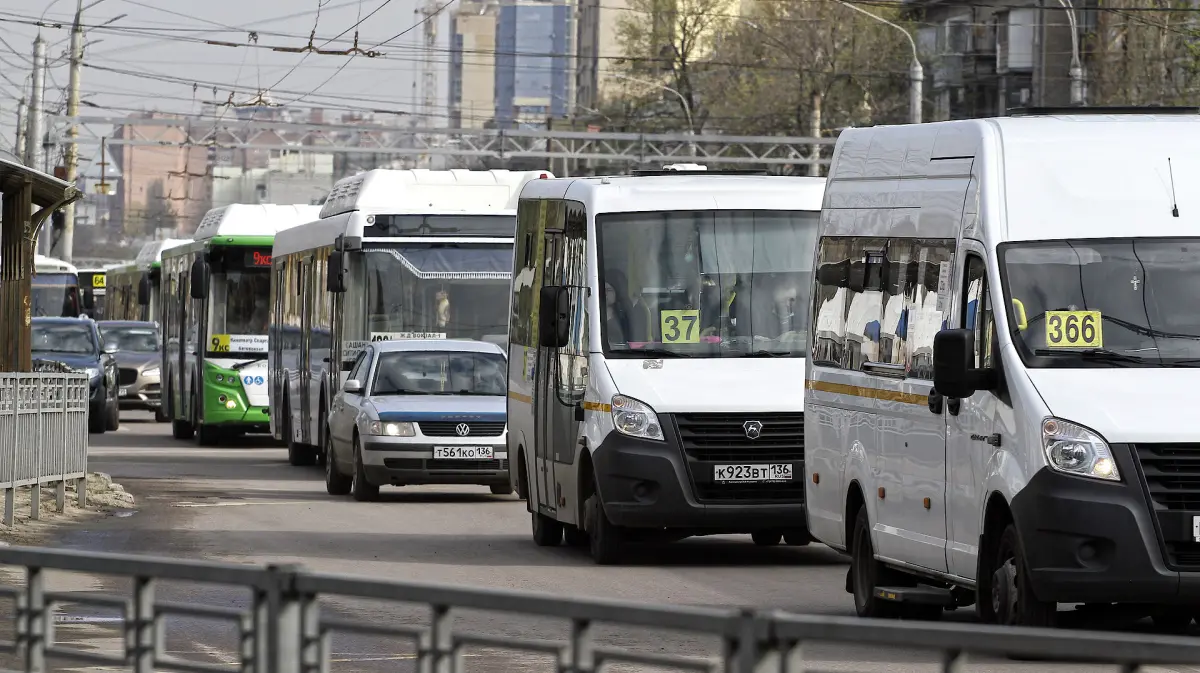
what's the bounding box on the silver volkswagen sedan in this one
[324,339,510,501]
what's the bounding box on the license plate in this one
[714,464,792,483]
[119,387,129,397]
[1193,515,1199,543]
[433,446,494,460]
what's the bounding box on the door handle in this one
[928,388,943,415]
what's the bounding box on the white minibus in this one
[805,110,1200,630]
[509,169,826,564]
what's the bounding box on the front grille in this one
[1134,443,1200,511]
[674,413,805,504]
[1167,542,1200,567]
[383,458,508,471]
[418,421,506,437]
[676,413,804,462]
[1133,443,1200,570]
[118,368,139,385]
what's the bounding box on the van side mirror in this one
[138,274,151,306]
[538,286,571,348]
[327,251,347,293]
[933,329,985,399]
[190,258,209,299]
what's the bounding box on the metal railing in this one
[0,545,1197,673]
[0,373,89,526]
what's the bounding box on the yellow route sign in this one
[1045,310,1102,349]
[660,310,700,344]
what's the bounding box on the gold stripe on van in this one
[805,380,928,406]
[582,401,612,412]
[508,391,533,404]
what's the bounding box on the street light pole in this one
[58,0,85,262]
[1057,0,1084,105]
[836,1,922,124]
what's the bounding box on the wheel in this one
[584,485,624,565]
[324,427,352,496]
[285,402,316,467]
[196,423,221,446]
[564,525,588,547]
[171,416,194,439]
[784,530,812,546]
[105,399,120,431]
[1151,608,1193,634]
[752,531,782,546]
[316,401,328,467]
[987,524,1055,627]
[350,436,379,502]
[850,507,901,618]
[529,469,563,546]
[88,401,106,434]
[154,405,168,423]
[490,483,514,496]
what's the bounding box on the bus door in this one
[299,256,314,445]
[534,227,565,516]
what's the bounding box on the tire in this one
[850,507,901,618]
[316,399,328,467]
[172,416,194,440]
[284,400,316,467]
[324,427,352,496]
[988,524,1055,627]
[584,486,624,565]
[88,401,106,434]
[752,531,782,546]
[490,483,514,496]
[196,423,221,446]
[350,436,379,502]
[529,470,563,546]
[105,399,120,431]
[154,405,168,423]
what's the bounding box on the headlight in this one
[611,395,663,441]
[86,367,101,379]
[143,367,160,378]
[1042,418,1120,482]
[366,421,415,437]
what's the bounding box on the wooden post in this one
[0,177,34,372]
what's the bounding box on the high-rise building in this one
[574,0,627,115]
[494,0,572,129]
[449,0,499,128]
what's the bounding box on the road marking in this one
[171,500,315,508]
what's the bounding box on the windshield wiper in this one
[1033,348,1148,365]
[231,355,268,371]
[737,350,793,358]
[622,348,693,358]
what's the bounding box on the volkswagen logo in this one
[743,420,763,440]
[455,423,471,437]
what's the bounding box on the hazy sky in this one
[0,0,456,169]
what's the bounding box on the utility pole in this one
[57,0,85,262]
[24,36,45,169]
[14,98,26,161]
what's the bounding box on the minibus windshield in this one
[1001,238,1200,366]
[598,210,818,358]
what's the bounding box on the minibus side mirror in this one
[327,251,347,293]
[933,329,983,399]
[190,258,209,299]
[138,274,151,306]
[538,286,571,349]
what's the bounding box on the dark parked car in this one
[98,320,165,421]
[31,317,119,434]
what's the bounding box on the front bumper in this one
[202,403,272,433]
[360,439,509,486]
[1011,448,1200,606]
[118,369,160,409]
[592,414,807,533]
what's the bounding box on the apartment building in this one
[449,0,499,128]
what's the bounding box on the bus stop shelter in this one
[0,157,81,372]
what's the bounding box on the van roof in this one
[520,174,827,214]
[828,114,1200,243]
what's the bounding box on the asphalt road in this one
[14,411,1199,673]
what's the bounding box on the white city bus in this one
[269,168,553,467]
[32,254,82,318]
[161,204,321,446]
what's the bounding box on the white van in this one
[508,169,826,564]
[805,111,1200,629]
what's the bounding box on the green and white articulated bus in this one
[161,204,321,445]
[106,238,192,322]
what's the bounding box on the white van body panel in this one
[604,359,806,414]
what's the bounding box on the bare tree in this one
[1088,0,1200,105]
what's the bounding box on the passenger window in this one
[962,254,996,369]
[812,238,852,368]
[842,244,888,370]
[511,200,542,347]
[901,240,956,380]
[878,240,912,367]
[556,203,589,404]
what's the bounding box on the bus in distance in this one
[161,204,321,446]
[77,265,110,320]
[32,255,82,318]
[107,238,191,323]
[269,168,553,467]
